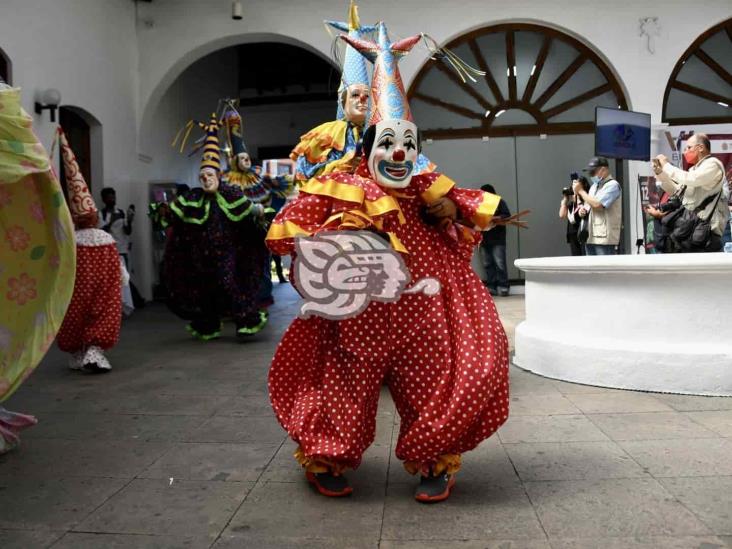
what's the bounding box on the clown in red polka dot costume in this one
[266,21,509,503]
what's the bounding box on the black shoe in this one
[306,471,353,497]
[414,473,455,503]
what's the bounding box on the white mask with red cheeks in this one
[367,119,418,189]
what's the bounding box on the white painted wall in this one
[0,0,153,290]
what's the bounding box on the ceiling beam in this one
[522,36,551,103]
[672,80,732,107]
[543,83,611,119]
[534,55,586,110]
[422,121,594,139]
[468,39,505,104]
[434,62,493,112]
[506,30,517,102]
[412,92,484,120]
[694,48,732,89]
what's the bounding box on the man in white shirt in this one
[652,133,727,251]
[100,187,134,268]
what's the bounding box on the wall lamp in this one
[232,0,243,20]
[34,88,62,122]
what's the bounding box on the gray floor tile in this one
[381,481,545,540]
[52,532,208,549]
[76,478,252,539]
[654,394,732,412]
[214,395,274,417]
[509,393,582,416]
[525,478,711,538]
[565,392,673,414]
[24,412,207,442]
[619,438,732,477]
[588,412,718,441]
[0,529,64,549]
[0,476,127,530]
[184,415,286,444]
[213,534,378,548]
[498,415,609,444]
[550,382,628,395]
[381,541,551,549]
[509,370,561,395]
[550,536,732,549]
[139,442,280,482]
[222,480,383,542]
[0,438,170,479]
[504,441,647,481]
[685,411,732,437]
[659,477,732,535]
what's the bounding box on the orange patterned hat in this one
[58,127,98,226]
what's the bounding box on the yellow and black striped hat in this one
[199,113,221,172]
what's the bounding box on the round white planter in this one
[513,254,732,396]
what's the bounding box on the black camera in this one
[657,195,682,213]
[563,172,589,196]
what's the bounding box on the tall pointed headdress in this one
[223,108,247,158]
[326,1,377,120]
[340,22,421,127]
[58,126,98,227]
[199,113,221,172]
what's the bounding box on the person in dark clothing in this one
[558,177,590,256]
[480,184,510,296]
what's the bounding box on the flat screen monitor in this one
[595,107,651,161]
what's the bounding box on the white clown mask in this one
[199,167,220,194]
[367,119,418,189]
[342,83,370,125]
[236,152,251,171]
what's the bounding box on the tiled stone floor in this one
[1,286,731,548]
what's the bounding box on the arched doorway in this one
[58,106,103,200]
[407,23,630,272]
[663,17,732,124]
[0,47,11,85]
[140,38,339,300]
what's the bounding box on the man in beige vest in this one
[650,133,727,251]
[573,156,622,255]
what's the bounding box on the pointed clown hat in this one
[326,1,377,120]
[223,108,247,158]
[199,113,221,172]
[340,22,421,128]
[58,126,98,228]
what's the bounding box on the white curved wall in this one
[514,255,732,396]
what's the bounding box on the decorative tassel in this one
[420,34,486,84]
[171,120,195,154]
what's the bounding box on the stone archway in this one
[137,33,339,154]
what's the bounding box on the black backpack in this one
[661,185,723,253]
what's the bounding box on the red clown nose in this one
[392,149,405,162]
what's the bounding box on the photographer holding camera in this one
[559,174,590,256]
[572,157,622,255]
[646,133,727,253]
